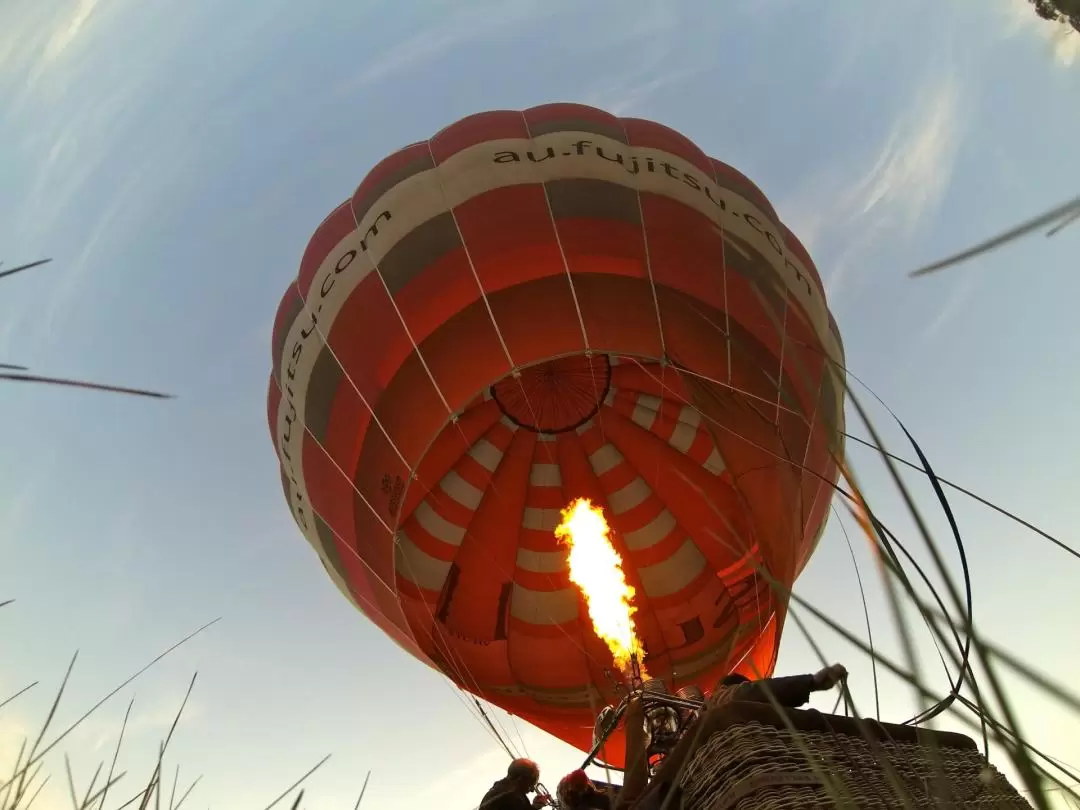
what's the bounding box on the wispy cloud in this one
[30,154,161,347]
[0,714,73,810]
[0,0,112,114]
[584,65,705,118]
[344,1,554,91]
[72,696,206,755]
[0,695,204,810]
[42,0,101,65]
[782,72,964,301]
[998,0,1080,68]
[400,747,507,809]
[919,270,979,345]
[1,2,220,353]
[581,1,709,116]
[0,0,168,351]
[0,446,59,553]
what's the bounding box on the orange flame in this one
[555,497,647,676]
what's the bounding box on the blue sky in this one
[1,0,1079,807]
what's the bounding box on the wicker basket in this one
[677,703,1032,809]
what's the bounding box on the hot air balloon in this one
[268,103,846,765]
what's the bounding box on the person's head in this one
[720,673,751,687]
[507,758,540,791]
[557,770,593,808]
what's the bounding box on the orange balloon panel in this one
[268,103,846,763]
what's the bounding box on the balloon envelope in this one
[268,103,846,763]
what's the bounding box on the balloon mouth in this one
[490,353,612,434]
